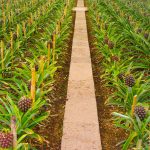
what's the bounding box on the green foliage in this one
[0,0,74,149]
[87,0,150,149]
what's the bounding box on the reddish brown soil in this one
[85,5,128,150]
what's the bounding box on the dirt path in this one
[61,0,102,149]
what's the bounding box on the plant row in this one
[87,0,150,149]
[0,0,74,149]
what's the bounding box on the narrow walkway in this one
[61,0,102,149]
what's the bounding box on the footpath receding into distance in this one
[61,0,102,149]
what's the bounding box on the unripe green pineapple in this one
[18,96,32,112]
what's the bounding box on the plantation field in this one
[87,0,150,149]
[0,0,150,149]
[0,0,74,149]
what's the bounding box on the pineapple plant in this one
[111,55,120,62]
[0,0,74,149]
[13,33,17,40]
[136,28,142,34]
[125,75,135,87]
[108,40,114,49]
[0,131,13,149]
[18,96,32,112]
[118,72,125,80]
[104,36,109,44]
[144,32,149,39]
[88,0,150,149]
[134,106,146,120]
